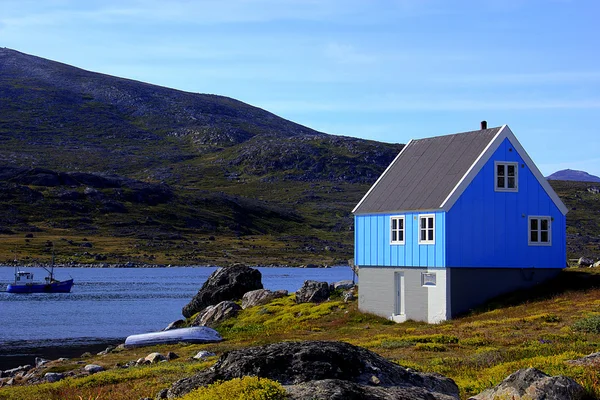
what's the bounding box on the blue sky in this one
[1,0,599,176]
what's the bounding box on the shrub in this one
[179,376,288,400]
[415,343,447,352]
[572,315,600,333]
[403,334,459,344]
[380,339,413,349]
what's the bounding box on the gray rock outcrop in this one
[165,340,459,399]
[331,280,355,291]
[578,257,594,267]
[84,364,104,374]
[470,367,585,400]
[242,289,288,309]
[295,280,330,303]
[182,265,263,318]
[191,301,242,327]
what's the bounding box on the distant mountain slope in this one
[0,47,400,182]
[547,169,600,183]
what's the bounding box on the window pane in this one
[421,230,426,241]
[392,231,397,241]
[507,165,515,176]
[399,219,403,229]
[392,219,397,230]
[399,231,404,241]
[531,231,538,242]
[497,177,505,188]
[530,219,538,230]
[428,229,434,241]
[497,164,504,176]
[541,219,548,230]
[428,217,433,228]
[541,231,548,242]
[421,218,426,229]
[508,177,515,188]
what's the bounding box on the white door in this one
[394,272,405,316]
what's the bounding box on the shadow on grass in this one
[469,269,600,315]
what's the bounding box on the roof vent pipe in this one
[480,120,487,130]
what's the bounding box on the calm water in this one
[0,266,354,362]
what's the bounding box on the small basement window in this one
[495,162,519,192]
[422,272,436,287]
[529,216,551,246]
[390,216,405,245]
[418,214,435,244]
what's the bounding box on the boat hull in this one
[125,326,223,348]
[6,279,74,294]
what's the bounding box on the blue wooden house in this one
[353,122,568,323]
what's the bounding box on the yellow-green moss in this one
[178,376,287,400]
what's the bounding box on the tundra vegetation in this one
[3,269,600,399]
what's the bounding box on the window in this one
[390,216,405,244]
[419,214,435,244]
[495,162,519,192]
[421,272,436,287]
[529,216,551,246]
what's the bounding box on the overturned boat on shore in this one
[124,326,222,348]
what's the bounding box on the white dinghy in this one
[124,326,223,348]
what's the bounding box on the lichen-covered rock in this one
[295,280,330,303]
[331,280,355,291]
[163,319,186,331]
[470,367,585,400]
[578,257,594,267]
[165,341,459,399]
[567,351,600,366]
[191,300,242,327]
[44,372,64,383]
[242,289,288,309]
[193,351,216,360]
[286,379,459,400]
[182,265,263,318]
[84,364,104,374]
[145,352,167,363]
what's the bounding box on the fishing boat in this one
[6,254,74,294]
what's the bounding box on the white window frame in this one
[495,161,519,192]
[528,216,552,246]
[418,214,435,245]
[390,216,405,245]
[421,272,437,287]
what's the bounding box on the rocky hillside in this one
[0,48,402,265]
[0,48,397,183]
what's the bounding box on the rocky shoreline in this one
[0,338,123,371]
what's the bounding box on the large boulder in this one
[191,301,242,327]
[242,289,288,309]
[470,367,585,400]
[295,280,330,303]
[165,341,459,399]
[182,265,263,318]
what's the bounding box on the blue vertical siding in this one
[446,138,566,268]
[354,211,446,267]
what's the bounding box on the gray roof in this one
[353,127,502,214]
